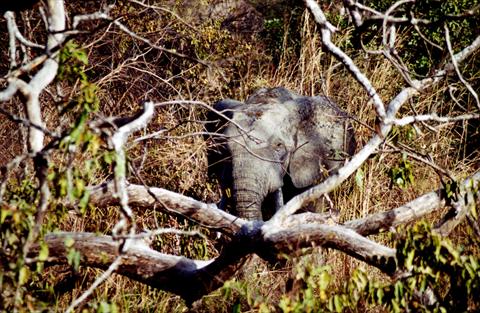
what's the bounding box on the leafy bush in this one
[362,0,480,75]
[276,221,480,312]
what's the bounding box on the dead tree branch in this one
[40,169,479,304]
[87,182,246,235]
[34,219,397,304]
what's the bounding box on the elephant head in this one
[207,87,355,221]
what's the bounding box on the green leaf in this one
[333,295,343,312]
[376,288,384,304]
[74,50,89,65]
[1,209,12,224]
[74,178,86,197]
[18,266,29,286]
[38,241,49,261]
[318,270,331,291]
[355,168,364,189]
[103,151,114,165]
[78,190,90,214]
[405,250,415,270]
[391,299,401,313]
[394,282,404,299]
[64,236,75,248]
[469,255,479,271]
[232,302,241,313]
[471,201,478,219]
[67,248,81,271]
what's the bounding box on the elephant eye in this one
[273,142,284,150]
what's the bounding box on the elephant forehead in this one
[227,103,294,148]
[255,103,291,124]
[250,105,295,139]
[233,103,292,128]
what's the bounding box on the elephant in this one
[206,87,355,221]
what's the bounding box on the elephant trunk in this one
[231,161,268,221]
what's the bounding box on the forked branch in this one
[36,169,480,303]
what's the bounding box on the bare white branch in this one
[35,218,398,305]
[390,112,480,126]
[132,128,168,142]
[452,34,480,63]
[72,5,112,29]
[347,170,480,236]
[5,11,18,69]
[0,79,20,101]
[2,1,479,308]
[305,0,386,118]
[445,25,480,110]
[110,102,154,244]
[111,102,155,150]
[8,54,50,78]
[4,11,44,52]
[382,0,413,48]
[5,0,66,154]
[347,0,430,24]
[7,2,68,276]
[263,222,396,270]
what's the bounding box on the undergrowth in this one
[0,0,479,312]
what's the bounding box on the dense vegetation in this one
[0,0,479,312]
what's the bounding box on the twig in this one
[444,24,480,110]
[346,171,480,236]
[413,22,443,51]
[154,100,265,145]
[127,0,198,31]
[389,112,480,126]
[0,79,20,101]
[385,142,454,179]
[4,11,44,51]
[347,0,430,25]
[116,228,206,240]
[72,5,112,29]
[0,104,60,138]
[65,102,155,311]
[14,0,67,279]
[382,0,413,48]
[112,19,209,67]
[65,257,123,313]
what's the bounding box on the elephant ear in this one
[206,99,244,133]
[206,99,245,177]
[288,96,354,188]
[213,99,244,114]
[213,99,244,120]
[289,132,328,188]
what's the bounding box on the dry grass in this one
[1,2,478,312]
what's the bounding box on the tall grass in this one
[1,2,478,312]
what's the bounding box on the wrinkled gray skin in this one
[207,87,355,221]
